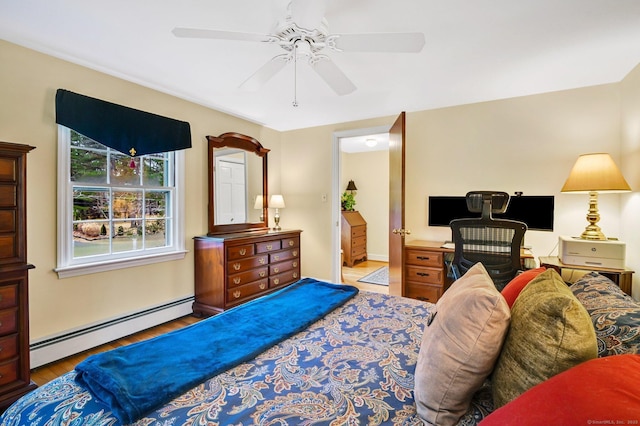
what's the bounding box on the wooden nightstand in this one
[539,256,634,296]
[404,240,453,303]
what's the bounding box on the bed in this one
[0,278,493,425]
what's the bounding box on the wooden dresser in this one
[193,229,302,316]
[0,142,36,412]
[341,211,367,267]
[404,240,452,303]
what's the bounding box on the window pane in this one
[70,131,104,150]
[144,155,168,186]
[113,219,142,253]
[73,221,111,258]
[146,219,168,248]
[70,148,108,183]
[111,153,141,186]
[145,191,168,218]
[73,189,109,221]
[113,190,142,220]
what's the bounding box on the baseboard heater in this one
[30,296,194,369]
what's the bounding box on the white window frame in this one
[54,126,187,278]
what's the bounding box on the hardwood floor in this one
[29,259,388,387]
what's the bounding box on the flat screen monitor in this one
[428,195,554,231]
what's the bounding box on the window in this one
[55,127,186,278]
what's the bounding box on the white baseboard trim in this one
[366,254,389,262]
[30,296,194,368]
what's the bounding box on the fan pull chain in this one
[292,43,299,107]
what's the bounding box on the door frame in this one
[331,125,392,283]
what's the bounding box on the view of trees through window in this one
[70,130,174,258]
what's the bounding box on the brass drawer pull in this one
[259,258,266,264]
[273,278,280,285]
[233,290,241,299]
[293,251,298,257]
[259,271,266,277]
[259,283,266,290]
[417,272,430,277]
[288,240,294,246]
[266,244,273,250]
[233,277,241,285]
[293,261,298,267]
[239,248,247,256]
[293,272,298,278]
[233,263,241,271]
[417,256,430,261]
[273,267,279,273]
[273,255,280,261]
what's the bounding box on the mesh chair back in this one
[449,191,527,290]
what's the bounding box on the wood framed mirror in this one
[207,132,269,235]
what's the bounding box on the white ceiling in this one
[2,0,640,132]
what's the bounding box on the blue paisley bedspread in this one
[1,291,493,425]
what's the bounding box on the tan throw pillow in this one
[492,268,598,408]
[414,263,511,426]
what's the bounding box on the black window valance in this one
[55,89,191,157]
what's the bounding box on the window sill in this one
[54,250,188,279]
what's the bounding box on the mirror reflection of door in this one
[215,150,247,224]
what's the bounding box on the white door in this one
[215,155,247,224]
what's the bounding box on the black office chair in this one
[449,191,527,291]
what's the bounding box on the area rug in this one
[357,266,389,286]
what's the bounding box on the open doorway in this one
[332,126,390,289]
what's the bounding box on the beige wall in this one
[3,37,639,348]
[0,40,282,340]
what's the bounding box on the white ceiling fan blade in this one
[290,0,327,30]
[310,56,356,96]
[172,27,274,43]
[240,54,290,91]
[331,33,425,52]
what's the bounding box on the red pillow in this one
[500,267,545,308]
[480,354,640,425]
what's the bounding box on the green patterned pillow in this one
[492,268,597,408]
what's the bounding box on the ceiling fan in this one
[172,0,425,100]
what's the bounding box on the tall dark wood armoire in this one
[0,142,36,412]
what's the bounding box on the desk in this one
[539,256,634,296]
[404,240,534,302]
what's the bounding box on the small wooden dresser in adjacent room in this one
[341,211,367,267]
[193,230,302,316]
[0,142,36,412]
[404,240,452,303]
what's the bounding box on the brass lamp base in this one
[580,191,607,240]
[273,209,281,231]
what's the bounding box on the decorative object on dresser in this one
[404,240,452,303]
[193,230,302,316]
[561,152,631,240]
[269,194,285,231]
[341,210,367,267]
[0,142,36,413]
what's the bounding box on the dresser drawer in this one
[0,334,17,362]
[270,269,300,289]
[227,254,268,274]
[270,247,299,263]
[227,244,255,260]
[227,267,269,288]
[0,211,15,233]
[351,226,366,238]
[227,279,269,304]
[0,308,17,336]
[0,284,17,310]
[269,259,299,275]
[405,249,443,268]
[405,265,444,285]
[405,282,442,303]
[281,237,299,249]
[351,235,366,247]
[0,358,18,386]
[256,240,282,253]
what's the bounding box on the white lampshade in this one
[269,194,286,209]
[253,195,264,209]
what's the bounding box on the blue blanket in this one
[75,278,358,424]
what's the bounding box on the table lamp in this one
[269,194,285,231]
[561,153,631,240]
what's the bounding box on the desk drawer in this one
[227,279,269,304]
[405,265,444,285]
[256,240,282,253]
[270,247,299,263]
[405,249,443,268]
[228,267,269,288]
[405,282,442,303]
[227,244,255,260]
[351,226,366,238]
[228,255,268,274]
